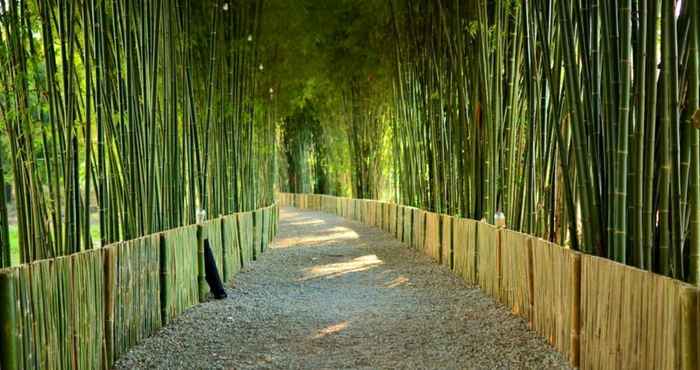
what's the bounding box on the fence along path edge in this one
[0,204,279,370]
[277,192,700,370]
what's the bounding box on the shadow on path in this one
[115,207,570,369]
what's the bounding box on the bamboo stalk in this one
[0,268,18,370]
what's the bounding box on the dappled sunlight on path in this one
[115,206,570,369]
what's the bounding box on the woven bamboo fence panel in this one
[499,230,533,320]
[579,255,700,370]
[104,234,161,364]
[348,199,356,221]
[262,206,272,252]
[452,218,477,284]
[357,200,366,223]
[321,196,334,214]
[22,258,75,369]
[337,198,345,217]
[441,215,453,268]
[161,225,199,325]
[369,200,382,227]
[371,201,378,226]
[202,219,225,272]
[0,203,279,370]
[237,212,255,265]
[253,209,264,258]
[530,239,580,365]
[315,195,323,210]
[342,198,349,218]
[365,200,373,226]
[477,222,499,297]
[372,201,380,228]
[424,212,441,263]
[331,197,340,215]
[363,200,369,224]
[375,202,384,229]
[381,202,390,232]
[72,250,105,369]
[396,206,405,241]
[388,204,397,236]
[103,234,162,363]
[222,215,242,281]
[313,195,322,210]
[266,206,273,246]
[0,251,105,370]
[278,193,291,205]
[412,209,426,250]
[260,208,269,253]
[404,207,415,245]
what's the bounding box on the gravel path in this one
[115,207,570,369]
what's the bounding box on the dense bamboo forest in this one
[389,0,700,280]
[0,0,276,266]
[1,0,700,368]
[272,0,700,282]
[0,0,698,306]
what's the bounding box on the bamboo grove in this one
[389,0,700,281]
[269,0,393,201]
[0,0,277,266]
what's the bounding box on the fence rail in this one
[278,192,700,370]
[0,204,279,370]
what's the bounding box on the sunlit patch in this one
[384,275,409,288]
[312,321,349,339]
[274,228,360,249]
[287,219,326,226]
[299,255,383,281]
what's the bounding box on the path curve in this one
[115,207,569,369]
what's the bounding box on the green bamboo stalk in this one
[0,268,18,370]
[687,0,700,284]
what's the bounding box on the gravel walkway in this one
[115,207,570,369]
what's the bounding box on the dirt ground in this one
[115,207,569,369]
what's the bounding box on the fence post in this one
[103,246,117,366]
[0,269,18,370]
[681,285,699,370]
[570,253,581,367]
[197,225,207,302]
[526,238,535,323]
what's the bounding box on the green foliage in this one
[264,0,394,199]
[0,0,276,264]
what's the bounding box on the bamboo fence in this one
[0,204,278,370]
[441,215,453,269]
[238,212,256,264]
[104,234,162,364]
[278,192,700,370]
[424,212,441,263]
